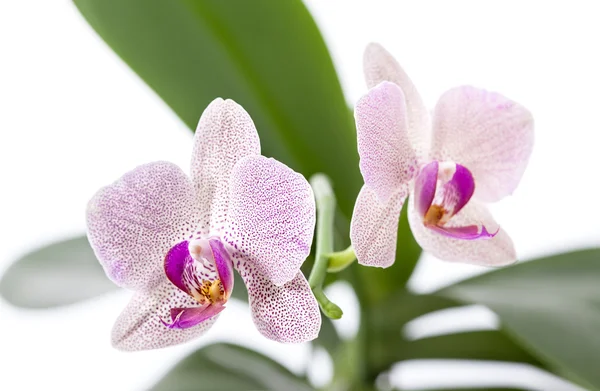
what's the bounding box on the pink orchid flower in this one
[86,98,320,351]
[351,43,534,267]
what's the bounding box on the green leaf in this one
[0,236,116,308]
[398,330,544,366]
[151,343,313,391]
[73,0,362,219]
[365,291,461,376]
[438,249,600,391]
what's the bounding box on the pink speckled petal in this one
[408,196,516,266]
[350,185,408,268]
[355,81,418,202]
[430,86,534,202]
[112,280,219,351]
[414,161,439,218]
[235,258,320,343]
[209,239,234,296]
[191,98,261,236]
[86,162,197,291]
[162,304,225,330]
[363,43,431,160]
[225,155,315,286]
[430,224,497,240]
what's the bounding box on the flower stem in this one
[308,174,343,320]
[327,246,356,273]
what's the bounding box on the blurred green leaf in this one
[0,236,116,308]
[365,291,461,375]
[438,249,600,391]
[364,292,543,376]
[73,0,361,219]
[398,331,544,365]
[151,343,313,391]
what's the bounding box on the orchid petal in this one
[112,280,219,351]
[430,86,534,202]
[350,185,407,268]
[164,240,193,294]
[430,224,497,240]
[363,43,431,160]
[86,162,197,291]
[355,81,418,202]
[209,238,234,297]
[225,155,315,286]
[442,163,476,217]
[191,98,261,236]
[414,161,439,218]
[408,196,516,266]
[162,304,225,330]
[235,258,320,343]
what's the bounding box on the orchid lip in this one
[162,238,234,328]
[413,160,496,241]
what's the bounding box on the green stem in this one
[308,174,343,319]
[327,246,356,273]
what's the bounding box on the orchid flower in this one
[86,98,320,351]
[350,43,534,267]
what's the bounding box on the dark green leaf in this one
[438,249,600,391]
[398,331,543,366]
[73,0,362,219]
[0,236,116,308]
[151,343,313,391]
[366,291,461,375]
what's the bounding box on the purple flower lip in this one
[415,161,497,241]
[162,238,235,329]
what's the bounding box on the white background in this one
[1,1,599,390]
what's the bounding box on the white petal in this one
[235,258,320,343]
[408,195,516,266]
[86,162,197,291]
[112,280,219,351]
[225,155,315,286]
[191,98,261,235]
[430,86,534,202]
[355,81,418,202]
[363,43,431,160]
[350,185,408,268]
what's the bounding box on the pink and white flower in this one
[351,43,534,267]
[87,98,320,351]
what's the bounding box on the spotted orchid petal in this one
[430,86,534,202]
[162,304,226,330]
[112,280,220,351]
[408,196,516,266]
[191,98,261,236]
[86,162,198,291]
[363,43,431,160]
[355,81,418,202]
[350,185,407,268]
[225,155,315,286]
[235,258,321,343]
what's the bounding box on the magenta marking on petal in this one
[164,241,191,294]
[429,224,498,240]
[209,239,234,297]
[414,161,439,218]
[161,304,225,329]
[442,163,475,216]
